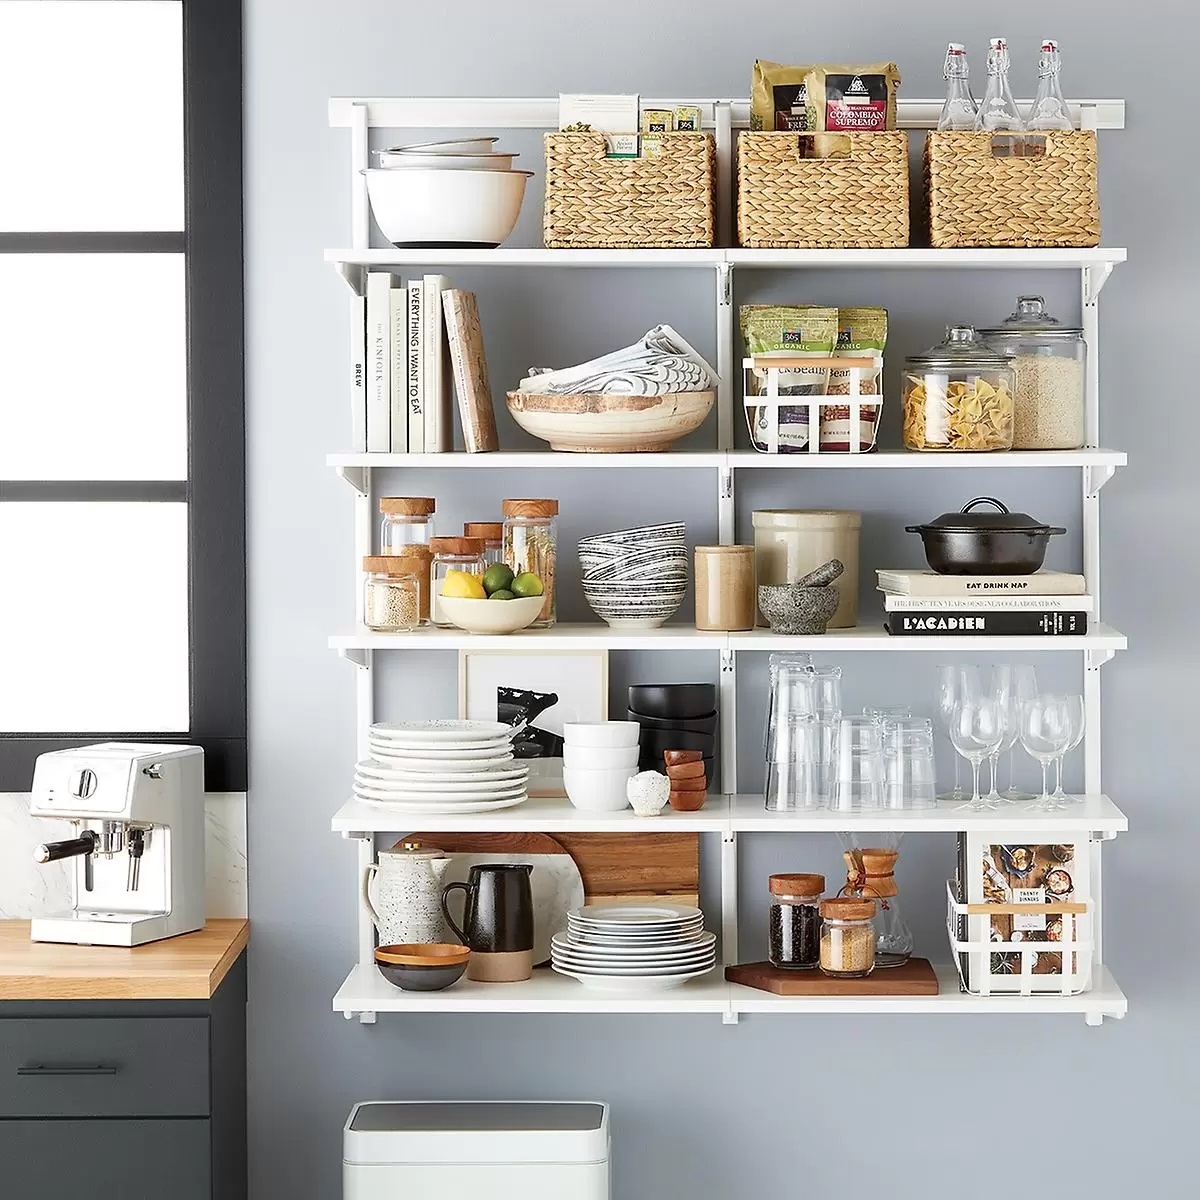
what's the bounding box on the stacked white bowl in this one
[578,523,688,629]
[365,136,531,248]
[562,722,640,812]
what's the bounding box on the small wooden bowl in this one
[663,748,704,766]
[666,759,706,780]
[668,774,707,792]
[375,943,471,967]
[669,790,706,812]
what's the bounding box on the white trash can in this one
[343,1100,610,1200]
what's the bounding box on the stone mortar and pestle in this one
[757,558,844,635]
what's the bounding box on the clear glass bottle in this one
[938,42,978,130]
[501,499,558,628]
[379,497,436,553]
[463,522,504,568]
[974,37,1025,132]
[768,873,824,970]
[429,536,486,627]
[819,898,876,978]
[362,556,420,632]
[980,296,1086,449]
[844,847,914,968]
[1027,39,1073,130]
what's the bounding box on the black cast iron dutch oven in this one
[905,497,1066,575]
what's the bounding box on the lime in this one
[482,563,515,595]
[489,589,516,601]
[441,570,486,600]
[511,571,544,598]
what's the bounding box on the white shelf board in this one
[726,793,1128,835]
[325,247,723,269]
[332,794,730,835]
[334,962,731,1015]
[333,962,1126,1020]
[729,964,1127,1019]
[728,624,1128,654]
[330,624,727,652]
[329,448,1126,472]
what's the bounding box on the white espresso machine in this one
[29,743,206,946]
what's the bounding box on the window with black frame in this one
[0,0,245,791]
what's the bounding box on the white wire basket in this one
[743,353,883,454]
[945,880,1094,997]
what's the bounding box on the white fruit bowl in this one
[505,390,715,453]
[365,167,531,248]
[437,594,544,635]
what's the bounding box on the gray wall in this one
[245,3,1197,1196]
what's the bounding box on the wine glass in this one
[985,665,1019,805]
[948,694,1005,811]
[936,665,981,801]
[1050,695,1086,804]
[1019,694,1072,811]
[1001,664,1038,800]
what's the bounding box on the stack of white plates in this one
[551,903,716,991]
[355,720,528,814]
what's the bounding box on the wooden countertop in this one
[0,919,249,1001]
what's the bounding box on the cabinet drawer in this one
[0,1119,211,1200]
[0,1017,209,1117]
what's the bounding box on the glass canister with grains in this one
[502,499,558,627]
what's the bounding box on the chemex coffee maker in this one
[29,743,206,946]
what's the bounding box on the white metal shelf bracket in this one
[336,261,367,297]
[718,464,735,544]
[338,647,372,669]
[1086,648,1115,671]
[1085,463,1116,497]
[337,464,371,496]
[1085,262,1114,305]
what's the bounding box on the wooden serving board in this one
[397,832,699,907]
[726,957,939,997]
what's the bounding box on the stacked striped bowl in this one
[578,523,688,629]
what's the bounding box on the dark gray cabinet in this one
[0,952,246,1200]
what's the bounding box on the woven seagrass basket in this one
[542,132,715,249]
[737,131,909,249]
[926,130,1100,247]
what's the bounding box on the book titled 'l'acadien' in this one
[885,611,1089,636]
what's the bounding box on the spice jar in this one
[844,848,913,967]
[819,897,876,978]
[430,536,486,627]
[362,557,421,633]
[902,326,1015,452]
[379,497,436,553]
[502,499,558,628]
[768,873,824,970]
[695,546,756,631]
[980,296,1086,450]
[464,522,504,568]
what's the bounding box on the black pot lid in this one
[979,295,1083,339]
[916,497,1057,533]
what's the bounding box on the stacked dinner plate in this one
[354,720,528,814]
[551,903,717,992]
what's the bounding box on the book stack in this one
[350,275,498,454]
[878,570,1091,637]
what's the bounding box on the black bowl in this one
[637,727,716,760]
[639,748,715,773]
[628,683,718,721]
[629,709,719,735]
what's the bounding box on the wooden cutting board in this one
[726,958,939,996]
[396,832,699,907]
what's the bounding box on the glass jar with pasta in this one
[902,326,1015,452]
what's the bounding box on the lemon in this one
[511,571,544,598]
[441,570,486,600]
[489,589,516,601]
[482,563,515,595]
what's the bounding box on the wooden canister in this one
[694,545,756,631]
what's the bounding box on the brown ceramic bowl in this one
[664,749,704,766]
[375,943,470,992]
[669,790,706,812]
[666,759,706,780]
[667,774,707,792]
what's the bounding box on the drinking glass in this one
[1050,694,1086,803]
[830,717,885,812]
[764,657,833,756]
[936,665,981,801]
[863,705,914,725]
[1019,694,1072,811]
[764,714,837,811]
[1001,664,1038,800]
[948,695,1005,811]
[985,665,1018,805]
[882,718,937,809]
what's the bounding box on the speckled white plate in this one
[351,794,528,814]
[370,720,513,744]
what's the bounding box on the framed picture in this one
[459,649,609,796]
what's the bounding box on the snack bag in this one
[822,307,886,451]
[750,60,817,131]
[804,63,901,132]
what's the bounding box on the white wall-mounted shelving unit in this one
[325,94,1130,1027]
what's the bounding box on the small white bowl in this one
[563,743,639,770]
[627,770,671,817]
[562,721,641,749]
[563,765,637,812]
[437,594,543,635]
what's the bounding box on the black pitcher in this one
[442,863,534,982]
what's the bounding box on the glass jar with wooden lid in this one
[388,544,432,624]
[819,897,877,978]
[464,522,504,568]
[362,557,421,633]
[430,536,486,627]
[501,499,558,628]
[768,872,825,970]
[380,497,436,553]
[695,545,756,631]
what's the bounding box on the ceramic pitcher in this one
[442,862,535,982]
[362,841,451,945]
